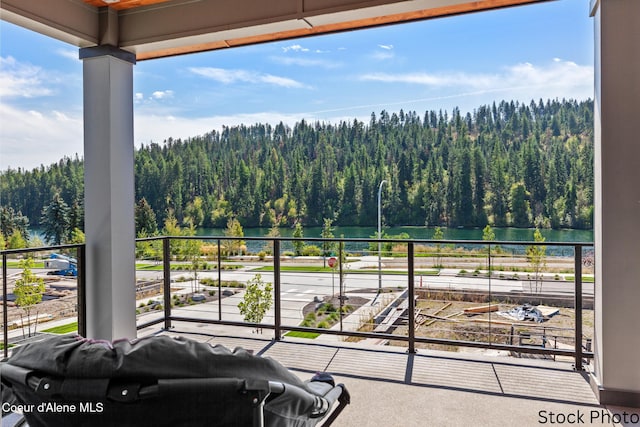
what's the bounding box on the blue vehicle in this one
[44,253,78,277]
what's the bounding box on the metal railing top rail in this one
[0,243,84,257]
[136,234,594,247]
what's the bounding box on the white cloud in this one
[52,110,73,121]
[189,67,308,88]
[359,59,593,101]
[0,103,83,170]
[152,90,174,99]
[282,44,309,53]
[270,56,341,69]
[28,110,43,119]
[56,49,79,61]
[135,93,144,101]
[0,56,53,98]
[260,74,306,88]
[371,45,395,61]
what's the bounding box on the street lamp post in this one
[378,179,387,296]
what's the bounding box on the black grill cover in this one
[1,335,343,427]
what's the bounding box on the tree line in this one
[0,98,594,246]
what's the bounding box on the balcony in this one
[6,236,638,424]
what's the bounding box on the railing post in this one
[488,243,492,346]
[273,239,282,340]
[163,237,172,330]
[76,245,87,337]
[574,244,583,371]
[3,252,8,358]
[339,240,344,332]
[217,238,222,321]
[408,242,416,354]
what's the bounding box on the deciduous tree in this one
[237,274,273,333]
[14,258,46,337]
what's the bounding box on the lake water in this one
[30,225,592,256]
[196,226,593,256]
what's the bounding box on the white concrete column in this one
[591,0,640,407]
[80,46,137,340]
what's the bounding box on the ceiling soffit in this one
[1,0,554,61]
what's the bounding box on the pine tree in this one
[40,192,71,245]
[509,183,531,227]
[135,198,158,236]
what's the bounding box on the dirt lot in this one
[391,298,593,355]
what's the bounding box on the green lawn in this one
[284,331,320,339]
[252,266,331,273]
[2,260,45,268]
[252,266,439,275]
[565,275,595,283]
[136,263,164,270]
[135,263,244,271]
[41,322,78,334]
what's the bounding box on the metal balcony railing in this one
[2,236,594,370]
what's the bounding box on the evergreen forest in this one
[0,98,594,244]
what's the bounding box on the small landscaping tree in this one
[292,222,304,256]
[321,218,336,267]
[432,227,444,268]
[224,217,245,256]
[183,223,203,293]
[14,258,46,338]
[526,228,547,293]
[238,274,273,333]
[482,224,496,271]
[264,223,280,255]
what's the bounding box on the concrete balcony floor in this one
[139,322,639,427]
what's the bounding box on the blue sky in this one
[1,0,593,170]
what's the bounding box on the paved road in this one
[5,263,593,299]
[147,266,593,298]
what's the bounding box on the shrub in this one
[302,245,321,256]
[321,303,337,313]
